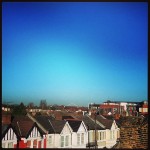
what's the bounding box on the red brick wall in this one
[19,140,26,148]
[44,138,46,148]
[2,114,11,124]
[119,117,148,149]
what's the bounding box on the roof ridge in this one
[86,114,105,129]
[26,113,47,133]
[17,121,22,136]
[48,119,56,133]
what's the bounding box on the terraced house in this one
[2,111,120,149]
[11,115,46,148]
[27,113,73,148]
[66,119,88,148]
[2,124,19,148]
[79,114,120,148]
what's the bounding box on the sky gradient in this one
[2,2,148,106]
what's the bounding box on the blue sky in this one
[2,2,148,106]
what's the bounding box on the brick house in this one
[119,116,148,149]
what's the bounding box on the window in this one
[81,133,84,144]
[49,136,52,145]
[61,135,69,147]
[110,131,112,139]
[77,133,84,145]
[27,140,31,148]
[2,143,5,148]
[143,108,148,112]
[65,135,69,146]
[77,134,80,145]
[61,136,64,147]
[99,131,105,140]
[38,140,42,148]
[33,140,37,148]
[89,131,93,142]
[8,142,13,148]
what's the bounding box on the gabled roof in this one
[34,115,55,134]
[2,124,9,135]
[11,115,44,138]
[2,123,20,140]
[50,120,66,134]
[81,115,105,130]
[67,120,82,132]
[94,115,114,129]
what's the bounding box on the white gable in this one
[2,128,17,141]
[78,122,86,132]
[111,120,118,130]
[61,123,72,134]
[28,126,41,138]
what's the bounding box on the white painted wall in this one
[53,122,72,148]
[71,122,87,148]
[46,134,55,148]
[2,128,18,148]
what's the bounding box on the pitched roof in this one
[11,115,44,138]
[50,120,66,133]
[2,124,9,136]
[67,120,82,132]
[81,115,105,130]
[34,115,55,134]
[2,123,20,140]
[94,115,114,129]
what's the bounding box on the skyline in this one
[2,2,148,106]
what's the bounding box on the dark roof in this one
[2,124,9,135]
[95,115,113,129]
[81,115,104,130]
[34,115,55,134]
[2,123,20,140]
[11,115,44,138]
[50,120,66,133]
[67,120,82,132]
[62,116,75,120]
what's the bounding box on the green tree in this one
[12,102,27,116]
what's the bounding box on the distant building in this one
[99,100,142,117]
[136,101,148,115]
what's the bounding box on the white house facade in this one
[2,124,18,148]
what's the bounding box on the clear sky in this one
[2,2,148,106]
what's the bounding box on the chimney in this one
[88,111,91,116]
[2,114,11,124]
